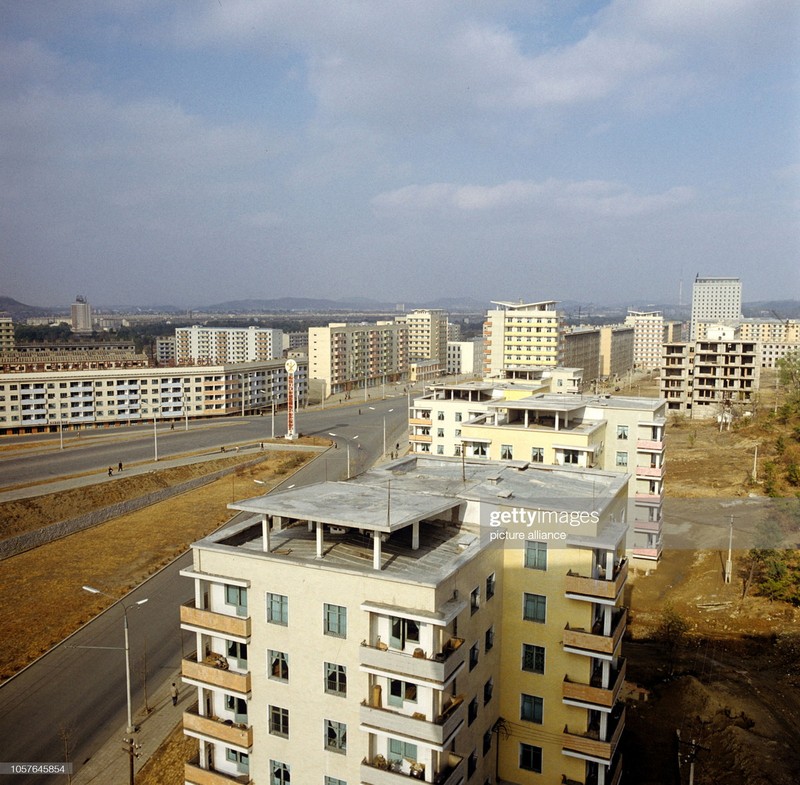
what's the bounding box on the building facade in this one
[175,326,284,365]
[0,358,306,434]
[483,301,563,377]
[563,328,601,384]
[446,340,484,377]
[624,311,682,370]
[690,277,742,340]
[598,325,635,380]
[396,309,449,365]
[71,296,93,334]
[180,456,627,785]
[0,313,14,351]
[309,322,408,396]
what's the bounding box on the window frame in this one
[324,603,347,638]
[267,592,288,625]
[523,592,546,623]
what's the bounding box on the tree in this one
[778,351,800,402]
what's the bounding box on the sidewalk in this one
[73,673,187,785]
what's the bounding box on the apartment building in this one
[693,318,800,368]
[71,296,92,334]
[690,277,742,340]
[176,326,284,365]
[483,301,563,377]
[155,336,176,365]
[598,325,634,380]
[180,455,627,785]
[660,335,760,419]
[446,340,484,377]
[309,322,408,396]
[410,388,666,563]
[623,311,682,370]
[0,313,14,351]
[0,358,306,434]
[563,328,601,384]
[396,309,449,364]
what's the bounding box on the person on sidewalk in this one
[171,682,179,706]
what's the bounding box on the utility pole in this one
[752,444,758,482]
[122,736,141,785]
[724,515,734,584]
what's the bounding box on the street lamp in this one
[368,407,394,455]
[82,586,148,734]
[152,407,159,462]
[328,432,359,478]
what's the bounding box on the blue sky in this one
[1,0,798,308]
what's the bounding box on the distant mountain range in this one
[2,294,799,320]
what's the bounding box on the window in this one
[524,541,547,570]
[501,444,513,460]
[270,760,290,784]
[470,643,479,670]
[468,697,478,725]
[483,729,492,756]
[388,679,417,707]
[563,449,580,464]
[437,411,445,420]
[483,678,493,705]
[269,650,289,681]
[388,739,417,765]
[531,446,544,463]
[225,695,247,719]
[437,428,444,437]
[325,663,347,696]
[485,626,494,652]
[325,778,346,785]
[520,694,543,724]
[470,586,480,614]
[523,593,546,623]
[522,644,545,674]
[455,412,462,422]
[519,743,542,773]
[225,584,247,615]
[617,425,629,440]
[486,572,496,600]
[616,451,628,467]
[325,720,347,753]
[390,616,420,649]
[269,705,289,737]
[227,640,248,667]
[267,593,288,625]
[227,750,249,774]
[467,750,477,776]
[472,442,487,457]
[324,603,347,637]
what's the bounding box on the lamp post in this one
[328,433,359,478]
[81,586,148,734]
[368,407,394,455]
[152,408,159,462]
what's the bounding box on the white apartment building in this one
[599,325,635,379]
[690,277,742,340]
[0,313,15,351]
[181,455,627,785]
[155,336,176,365]
[71,296,93,334]
[446,340,484,377]
[176,326,284,366]
[309,322,408,396]
[0,358,306,434]
[410,386,666,563]
[624,311,682,371]
[483,301,563,377]
[396,309,448,364]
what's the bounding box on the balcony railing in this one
[562,658,626,709]
[633,518,661,533]
[361,752,464,785]
[562,706,625,762]
[360,695,465,745]
[360,637,465,683]
[563,609,627,656]
[564,560,627,602]
[409,417,433,426]
[182,653,251,694]
[184,756,251,785]
[634,492,662,505]
[635,465,665,479]
[633,543,663,561]
[183,704,253,748]
[180,600,251,638]
[409,433,432,443]
[636,438,664,451]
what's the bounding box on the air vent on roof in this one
[497,489,513,499]
[487,473,503,485]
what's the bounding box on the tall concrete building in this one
[483,301,562,377]
[0,313,14,351]
[70,296,92,334]
[309,321,408,396]
[396,309,448,365]
[180,456,627,785]
[624,311,682,370]
[690,277,742,340]
[175,326,283,366]
[446,340,484,377]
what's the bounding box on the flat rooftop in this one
[488,393,665,413]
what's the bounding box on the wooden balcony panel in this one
[563,609,627,655]
[360,638,465,683]
[180,601,250,638]
[184,758,251,785]
[562,659,626,709]
[181,655,251,693]
[183,706,253,748]
[564,560,627,601]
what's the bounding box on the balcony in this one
[183,704,253,748]
[636,438,664,451]
[634,492,662,505]
[635,465,665,479]
[182,653,251,694]
[562,706,625,763]
[409,417,432,426]
[360,637,465,683]
[180,600,250,638]
[562,659,626,709]
[633,543,662,561]
[564,560,627,602]
[360,695,465,746]
[361,752,464,785]
[184,757,251,785]
[409,433,432,443]
[561,754,622,785]
[563,608,627,657]
[633,518,661,533]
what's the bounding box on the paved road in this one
[0,398,409,784]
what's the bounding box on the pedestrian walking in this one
[171,682,179,706]
[108,467,113,477]
[118,461,123,472]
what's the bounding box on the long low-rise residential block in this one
[181,456,628,785]
[0,358,306,434]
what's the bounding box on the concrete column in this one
[412,521,420,550]
[316,521,324,559]
[262,514,271,553]
[373,531,382,570]
[274,515,283,531]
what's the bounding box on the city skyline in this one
[2,1,798,308]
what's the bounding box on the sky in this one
[1,0,799,309]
